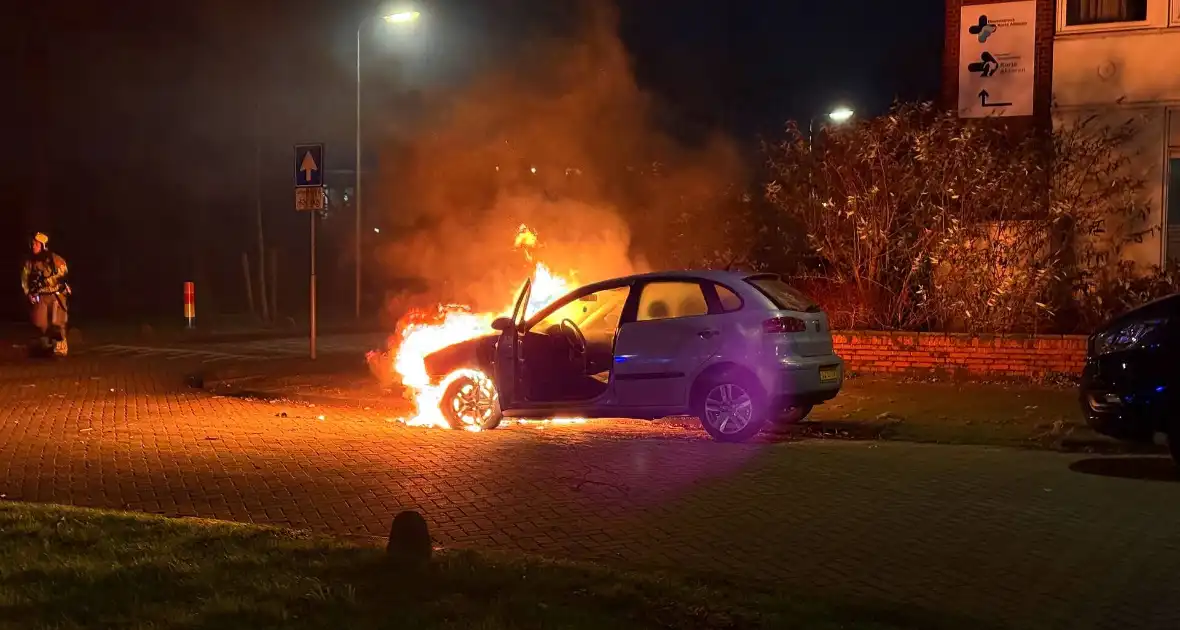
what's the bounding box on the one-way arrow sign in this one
[300,152,318,182]
[978,89,1012,108]
[294,143,324,188]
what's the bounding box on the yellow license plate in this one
[819,366,840,383]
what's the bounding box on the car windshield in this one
[530,288,629,333]
[745,275,820,312]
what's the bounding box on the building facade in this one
[945,0,1180,267]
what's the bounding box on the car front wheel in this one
[440,372,503,431]
[694,375,768,443]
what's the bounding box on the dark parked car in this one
[1079,293,1180,462]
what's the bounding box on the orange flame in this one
[385,225,583,429]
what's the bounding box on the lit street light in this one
[385,11,421,23]
[355,8,421,319]
[828,106,855,123]
[809,105,855,147]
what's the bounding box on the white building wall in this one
[1052,0,1180,266]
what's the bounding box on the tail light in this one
[763,316,806,334]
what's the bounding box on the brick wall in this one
[942,0,1055,127]
[832,331,1088,378]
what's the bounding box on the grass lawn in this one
[0,502,995,630]
[791,375,1138,451]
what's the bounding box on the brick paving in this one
[1,355,1179,629]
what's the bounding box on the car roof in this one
[573,269,770,293]
[520,269,790,326]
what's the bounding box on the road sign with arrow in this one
[294,144,324,188]
[293,143,325,212]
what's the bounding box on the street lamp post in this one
[808,106,855,148]
[355,10,420,320]
[807,106,855,203]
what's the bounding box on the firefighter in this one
[21,232,70,357]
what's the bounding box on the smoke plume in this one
[373,2,744,315]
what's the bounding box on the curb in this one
[1055,436,1168,456]
[200,380,395,409]
[69,323,387,349]
[190,354,368,386]
[209,387,376,408]
[188,359,400,411]
[168,325,387,347]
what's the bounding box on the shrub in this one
[764,102,1157,333]
[1068,260,1180,331]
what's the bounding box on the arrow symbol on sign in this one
[300,151,318,183]
[978,89,1012,108]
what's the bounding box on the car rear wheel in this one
[774,404,814,426]
[694,374,768,443]
[440,372,503,431]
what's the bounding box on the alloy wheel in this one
[704,383,755,435]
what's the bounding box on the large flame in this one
[379,225,587,430]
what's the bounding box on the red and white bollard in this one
[183,281,195,329]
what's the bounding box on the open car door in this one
[493,278,532,411]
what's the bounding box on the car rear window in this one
[744,276,820,312]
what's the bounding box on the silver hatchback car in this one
[422,270,845,442]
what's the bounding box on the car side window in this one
[637,282,709,322]
[714,284,743,312]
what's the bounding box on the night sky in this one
[9,0,944,322]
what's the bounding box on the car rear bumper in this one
[765,355,844,406]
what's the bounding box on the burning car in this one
[416,270,845,442]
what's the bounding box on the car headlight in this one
[1094,318,1168,355]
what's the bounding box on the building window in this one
[1169,158,1180,263]
[1065,0,1148,25]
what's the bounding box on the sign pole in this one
[310,208,318,360]
[293,143,325,360]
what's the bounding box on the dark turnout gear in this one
[22,235,69,357]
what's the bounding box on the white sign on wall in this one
[958,1,1036,118]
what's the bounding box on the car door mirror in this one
[491,317,513,332]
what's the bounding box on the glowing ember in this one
[383,225,587,429]
[511,417,590,430]
[513,223,538,255]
